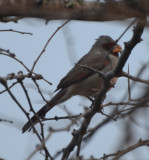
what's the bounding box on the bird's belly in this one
[73,73,103,97]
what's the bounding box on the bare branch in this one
[121,71,149,85]
[0,118,13,124]
[43,113,83,121]
[0,29,33,35]
[30,19,70,73]
[0,77,53,160]
[110,139,149,160]
[62,18,146,160]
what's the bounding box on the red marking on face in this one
[103,42,115,51]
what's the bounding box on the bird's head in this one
[93,35,122,57]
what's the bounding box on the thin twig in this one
[0,29,33,35]
[105,18,137,58]
[127,65,131,100]
[0,52,30,71]
[0,47,15,56]
[43,113,82,121]
[76,64,104,77]
[19,80,49,158]
[112,139,149,160]
[0,118,13,124]
[121,71,149,85]
[0,81,18,94]
[0,77,53,160]
[30,20,70,73]
[32,79,48,103]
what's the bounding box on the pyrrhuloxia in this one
[22,35,122,133]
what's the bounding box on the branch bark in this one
[0,0,148,22]
[112,139,149,160]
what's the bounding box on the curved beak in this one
[112,44,122,53]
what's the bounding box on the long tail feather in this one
[22,105,49,133]
[22,89,67,133]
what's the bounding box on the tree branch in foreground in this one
[99,139,149,160]
[0,0,148,22]
[62,17,146,160]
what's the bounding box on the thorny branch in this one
[61,18,146,160]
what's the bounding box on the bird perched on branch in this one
[22,35,122,133]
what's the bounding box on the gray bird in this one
[22,35,122,133]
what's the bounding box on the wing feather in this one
[55,53,110,91]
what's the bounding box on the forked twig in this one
[30,20,70,73]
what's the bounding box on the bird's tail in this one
[22,89,67,133]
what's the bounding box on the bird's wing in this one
[55,53,111,91]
